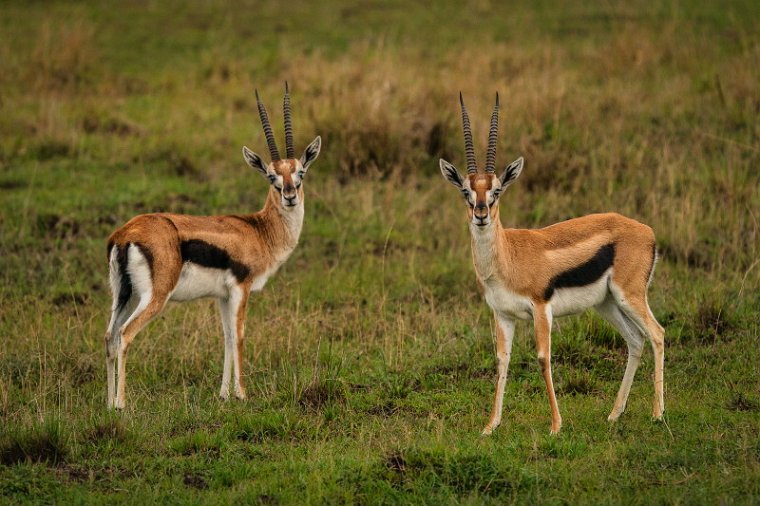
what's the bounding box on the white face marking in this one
[464,178,500,228]
[269,161,305,209]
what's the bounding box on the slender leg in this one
[609,285,665,419]
[596,298,645,421]
[113,244,170,410]
[482,315,515,435]
[533,303,561,434]
[217,297,234,400]
[114,293,167,409]
[229,285,250,400]
[105,300,134,409]
[642,305,665,419]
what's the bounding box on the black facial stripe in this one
[543,243,616,301]
[180,240,250,282]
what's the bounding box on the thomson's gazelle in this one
[104,83,321,409]
[439,93,664,434]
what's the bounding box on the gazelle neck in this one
[247,188,304,253]
[470,206,506,281]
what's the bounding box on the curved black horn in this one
[459,92,477,174]
[255,89,280,161]
[283,81,294,159]
[485,92,499,173]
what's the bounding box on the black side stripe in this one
[180,240,250,282]
[543,243,616,301]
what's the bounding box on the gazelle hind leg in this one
[595,297,645,421]
[113,245,168,410]
[105,300,134,408]
[609,283,665,419]
[105,247,134,409]
[482,315,515,435]
[644,301,665,419]
[533,303,561,434]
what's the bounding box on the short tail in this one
[646,242,658,288]
[108,243,133,312]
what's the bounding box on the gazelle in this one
[104,83,321,409]
[439,93,664,434]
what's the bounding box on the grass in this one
[1,0,759,503]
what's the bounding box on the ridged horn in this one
[459,92,477,174]
[255,89,280,161]
[485,92,499,173]
[283,81,294,159]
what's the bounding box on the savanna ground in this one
[1,0,759,503]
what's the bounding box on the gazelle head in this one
[439,93,523,228]
[242,82,321,209]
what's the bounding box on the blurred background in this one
[0,1,758,502]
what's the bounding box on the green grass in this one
[1,0,759,503]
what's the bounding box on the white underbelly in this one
[482,271,612,320]
[170,263,232,302]
[548,272,611,317]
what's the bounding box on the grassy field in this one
[1,0,759,503]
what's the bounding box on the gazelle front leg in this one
[217,298,234,400]
[482,315,515,435]
[229,284,250,400]
[533,303,562,434]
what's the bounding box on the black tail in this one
[115,244,132,311]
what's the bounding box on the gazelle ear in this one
[298,136,321,177]
[500,157,523,188]
[493,157,523,200]
[439,159,464,190]
[242,146,270,179]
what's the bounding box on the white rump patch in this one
[127,244,153,299]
